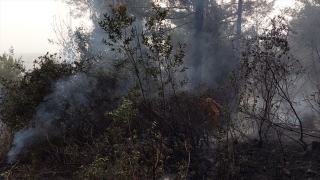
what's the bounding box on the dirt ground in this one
[0,125,319,180]
[234,127,320,180]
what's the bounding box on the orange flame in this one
[202,98,221,116]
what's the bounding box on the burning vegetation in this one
[0,1,320,180]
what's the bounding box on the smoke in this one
[7,73,97,163]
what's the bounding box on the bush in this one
[0,54,85,131]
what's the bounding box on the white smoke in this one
[7,73,96,163]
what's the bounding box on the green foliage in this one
[0,53,86,131]
[93,4,236,179]
[108,98,137,126]
[76,4,200,176]
[78,98,168,179]
[95,5,193,178]
[0,47,23,82]
[99,3,187,101]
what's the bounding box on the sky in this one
[0,0,70,54]
[0,0,296,55]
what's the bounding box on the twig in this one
[184,141,190,179]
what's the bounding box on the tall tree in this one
[289,0,320,117]
[236,0,243,60]
[290,0,320,54]
[192,0,205,85]
[57,0,275,87]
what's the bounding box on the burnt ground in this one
[231,128,320,180]
[159,127,320,180]
[0,127,319,179]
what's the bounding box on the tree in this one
[58,0,155,61]
[57,0,278,88]
[98,3,187,112]
[236,0,243,60]
[290,1,320,56]
[239,16,307,148]
[0,47,23,82]
[289,0,320,130]
[191,0,204,85]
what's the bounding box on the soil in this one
[234,127,320,180]
[0,126,319,179]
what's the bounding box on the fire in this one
[201,97,223,133]
[202,98,222,116]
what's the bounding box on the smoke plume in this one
[7,73,96,163]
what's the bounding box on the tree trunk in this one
[236,0,243,60]
[192,0,204,86]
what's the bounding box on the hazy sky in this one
[0,0,70,54]
[0,0,296,55]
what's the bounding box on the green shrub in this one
[0,54,85,131]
